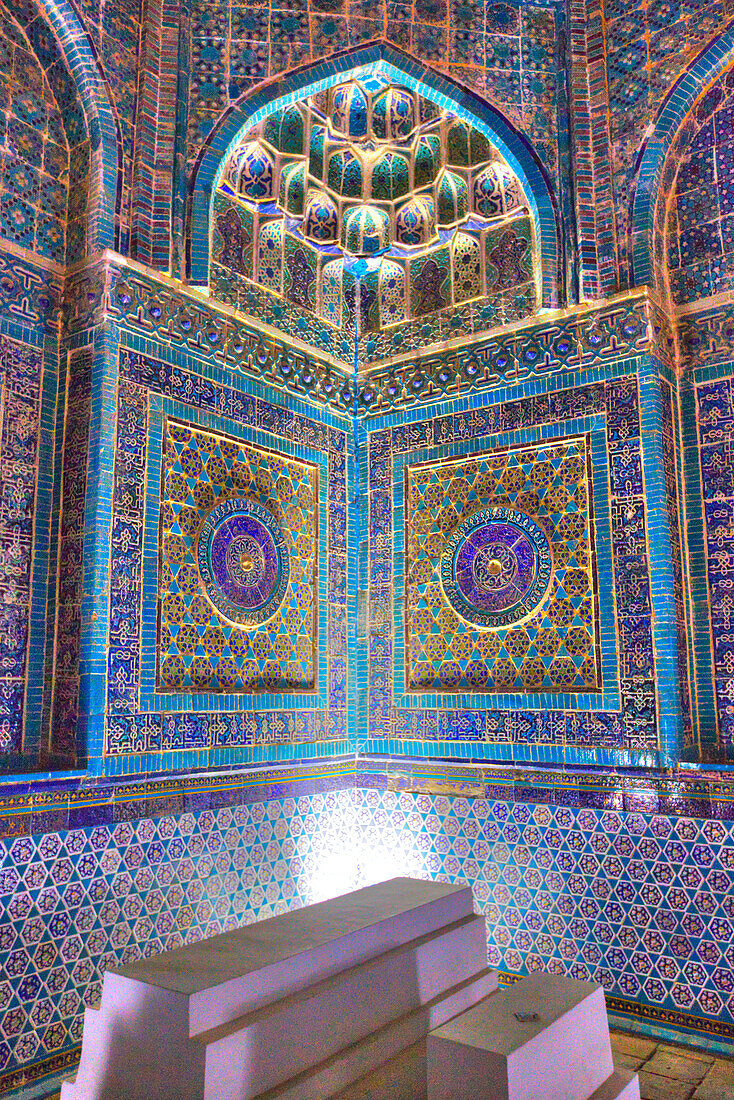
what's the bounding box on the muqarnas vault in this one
[209,77,538,366]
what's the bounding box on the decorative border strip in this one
[5,752,734,839]
[604,996,734,1041]
[0,758,356,838]
[0,251,62,335]
[355,759,734,819]
[62,254,674,416]
[679,298,734,371]
[0,1044,81,1097]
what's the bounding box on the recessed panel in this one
[157,419,318,694]
[405,437,601,694]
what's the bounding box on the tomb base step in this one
[330,1051,640,1100]
[61,880,488,1100]
[200,913,490,1099]
[589,1066,641,1100]
[428,974,620,1100]
[248,969,497,1100]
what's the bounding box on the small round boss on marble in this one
[197,497,289,625]
[441,507,552,628]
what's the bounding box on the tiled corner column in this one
[52,324,120,765]
[682,359,734,760]
[637,357,686,764]
[79,326,121,765]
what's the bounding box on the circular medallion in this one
[441,508,552,628]
[197,498,289,625]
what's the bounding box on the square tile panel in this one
[157,418,318,694]
[404,436,600,694]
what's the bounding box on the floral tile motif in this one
[350,787,734,1042]
[366,374,663,755]
[404,437,600,694]
[158,419,318,695]
[0,788,357,1087]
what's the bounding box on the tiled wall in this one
[54,337,353,770]
[0,4,68,265]
[5,769,734,1095]
[185,0,561,191]
[0,0,97,265]
[361,359,689,765]
[4,4,734,1093]
[601,0,734,287]
[60,0,142,251]
[0,780,356,1095]
[4,0,734,293]
[667,69,734,306]
[350,776,734,1044]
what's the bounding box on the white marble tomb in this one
[62,877,496,1100]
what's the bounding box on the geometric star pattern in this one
[350,789,734,1027]
[158,419,318,694]
[0,791,355,1080]
[405,436,601,693]
[3,788,734,1083]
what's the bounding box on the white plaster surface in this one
[187,878,475,1035]
[427,974,616,1100]
[200,913,489,1098]
[60,974,204,1100]
[62,878,490,1100]
[238,969,498,1100]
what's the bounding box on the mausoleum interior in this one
[4,0,734,1092]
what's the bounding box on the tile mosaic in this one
[403,436,600,695]
[157,419,318,695]
[0,784,358,1093]
[362,370,682,761]
[668,74,734,307]
[1,3,734,1091]
[349,783,734,1043]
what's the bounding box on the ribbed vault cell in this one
[210,75,539,366]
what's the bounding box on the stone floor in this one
[611,1031,734,1099]
[40,1030,734,1100]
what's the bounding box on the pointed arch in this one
[630,23,734,289]
[31,0,121,253]
[187,41,562,308]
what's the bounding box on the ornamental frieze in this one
[62,253,671,415]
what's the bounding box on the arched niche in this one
[187,43,561,311]
[23,0,120,257]
[630,24,734,292]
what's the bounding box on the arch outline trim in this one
[630,23,734,288]
[187,41,561,308]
